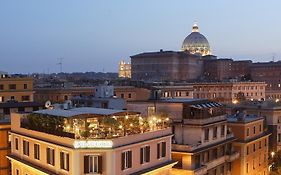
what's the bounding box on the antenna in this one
[57,57,64,73]
[272,53,276,62]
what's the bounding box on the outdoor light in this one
[165,118,169,121]
[153,117,156,121]
[276,99,279,103]
[119,125,123,129]
[232,100,238,104]
[130,123,133,127]
[271,151,275,158]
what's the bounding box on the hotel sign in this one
[74,140,113,149]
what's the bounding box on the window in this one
[47,148,55,165]
[253,144,256,152]
[15,138,19,150]
[279,134,281,142]
[11,96,15,100]
[246,163,249,173]
[247,128,250,136]
[24,84,28,89]
[140,146,150,164]
[157,142,166,159]
[0,96,4,102]
[247,146,249,155]
[259,141,262,149]
[22,96,30,101]
[253,126,256,134]
[16,169,19,175]
[0,84,3,90]
[120,93,124,98]
[204,128,209,141]
[121,150,132,170]
[23,140,29,156]
[259,124,262,132]
[18,107,25,112]
[84,155,102,174]
[213,127,217,139]
[60,152,69,171]
[9,84,16,90]
[221,125,225,136]
[128,93,131,99]
[34,144,40,160]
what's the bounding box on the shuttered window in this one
[47,148,55,165]
[15,138,19,150]
[23,140,29,156]
[34,144,40,160]
[60,152,69,171]
[157,141,166,159]
[140,146,150,164]
[121,150,132,170]
[84,155,102,174]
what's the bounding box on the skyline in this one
[1,0,281,73]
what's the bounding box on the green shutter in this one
[128,151,132,168]
[162,142,166,157]
[140,148,144,164]
[121,152,125,170]
[98,156,103,173]
[84,156,89,173]
[146,146,150,162]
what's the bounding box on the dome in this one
[181,23,211,56]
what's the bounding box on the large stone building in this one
[131,51,203,81]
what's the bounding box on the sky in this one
[1,0,281,74]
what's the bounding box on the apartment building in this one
[226,101,281,152]
[0,76,34,103]
[227,113,270,175]
[8,107,176,175]
[151,85,193,100]
[127,99,239,175]
[0,118,10,175]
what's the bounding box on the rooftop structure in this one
[9,107,175,175]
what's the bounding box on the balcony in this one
[202,156,227,170]
[226,151,240,162]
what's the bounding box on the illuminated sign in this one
[73,140,113,149]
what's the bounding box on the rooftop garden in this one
[21,112,170,139]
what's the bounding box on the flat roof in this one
[227,114,263,123]
[34,107,137,118]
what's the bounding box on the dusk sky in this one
[1,0,281,73]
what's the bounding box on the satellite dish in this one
[45,101,52,108]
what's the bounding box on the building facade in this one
[193,82,266,103]
[227,113,270,175]
[8,107,176,175]
[118,60,131,79]
[0,118,10,175]
[227,101,281,152]
[131,51,203,82]
[0,77,34,103]
[127,99,239,175]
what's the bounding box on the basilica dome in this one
[181,23,211,56]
